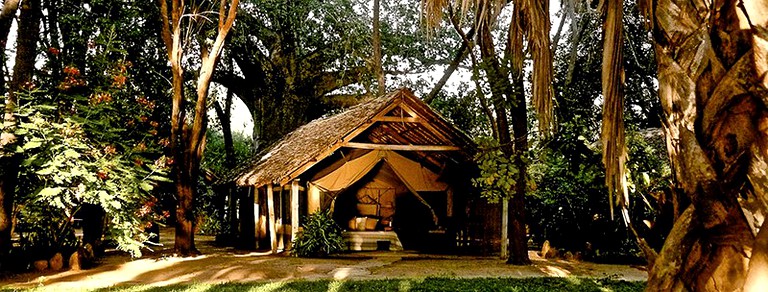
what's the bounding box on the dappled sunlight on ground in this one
[538,265,572,277]
[0,229,646,290]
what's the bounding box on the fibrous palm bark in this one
[640,0,768,289]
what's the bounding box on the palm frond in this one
[600,0,628,220]
[420,0,451,30]
[523,0,555,135]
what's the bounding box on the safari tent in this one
[231,88,501,254]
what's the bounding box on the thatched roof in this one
[231,88,475,187]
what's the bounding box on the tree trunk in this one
[158,0,239,257]
[0,156,18,262]
[1,0,40,264]
[424,37,471,104]
[0,0,20,96]
[507,73,531,265]
[372,0,384,94]
[644,0,768,290]
[213,88,238,240]
[174,169,198,256]
[79,203,105,254]
[475,8,530,264]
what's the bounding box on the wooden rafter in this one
[343,142,461,151]
[276,93,406,185]
[373,125,447,171]
[372,116,421,123]
[399,102,454,143]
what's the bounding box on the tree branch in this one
[424,27,475,104]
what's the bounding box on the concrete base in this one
[342,231,404,251]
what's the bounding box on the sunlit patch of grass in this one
[4,277,646,292]
[326,280,344,292]
[398,279,412,291]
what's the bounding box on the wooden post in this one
[501,198,509,259]
[266,184,277,254]
[308,182,321,214]
[290,180,300,247]
[256,188,267,246]
[253,187,259,242]
[446,187,454,217]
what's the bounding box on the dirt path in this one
[1,230,647,290]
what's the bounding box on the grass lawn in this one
[8,277,646,292]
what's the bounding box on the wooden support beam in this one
[266,185,278,254]
[277,184,305,192]
[372,116,421,123]
[252,187,259,245]
[399,102,454,143]
[343,142,460,151]
[446,187,454,218]
[501,198,509,259]
[256,189,267,245]
[291,180,300,248]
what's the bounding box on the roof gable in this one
[233,88,475,187]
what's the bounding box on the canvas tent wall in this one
[310,149,446,224]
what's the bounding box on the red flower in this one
[112,75,126,87]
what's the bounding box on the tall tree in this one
[421,0,554,265]
[157,0,239,256]
[0,0,40,264]
[372,0,385,94]
[600,0,768,289]
[217,0,373,147]
[0,0,20,96]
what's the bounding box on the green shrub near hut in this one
[292,210,344,257]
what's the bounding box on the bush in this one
[292,210,344,257]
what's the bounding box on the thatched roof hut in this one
[231,88,497,254]
[231,88,475,188]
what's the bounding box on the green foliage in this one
[472,138,521,202]
[196,130,255,236]
[291,210,344,258]
[429,86,492,137]
[12,101,167,257]
[201,130,256,177]
[521,0,667,262]
[57,277,645,292]
[4,9,171,258]
[526,129,669,262]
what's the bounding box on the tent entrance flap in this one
[311,150,446,225]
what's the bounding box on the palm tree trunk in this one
[644,0,768,289]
